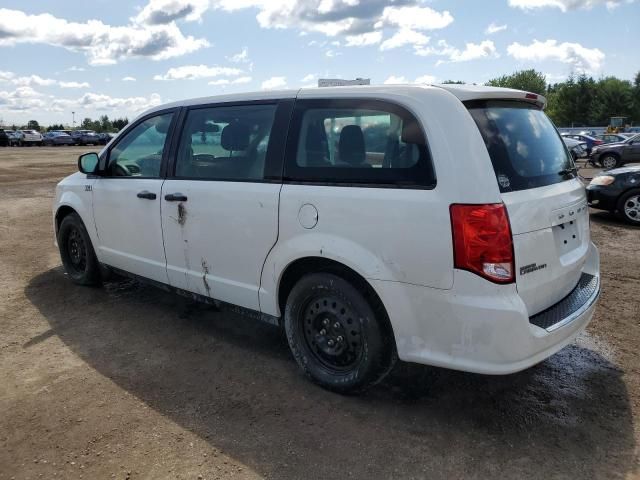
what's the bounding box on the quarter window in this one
[174,104,277,180]
[285,100,434,187]
[108,112,174,178]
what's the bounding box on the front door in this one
[161,101,290,310]
[92,111,175,283]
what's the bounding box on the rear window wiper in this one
[558,167,577,176]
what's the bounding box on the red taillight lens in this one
[450,204,515,284]
[594,140,603,145]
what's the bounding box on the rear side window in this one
[466,100,574,192]
[174,104,277,181]
[285,99,434,187]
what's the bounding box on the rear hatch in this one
[467,100,589,316]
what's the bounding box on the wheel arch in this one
[276,256,397,344]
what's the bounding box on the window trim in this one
[97,107,179,180]
[166,99,293,183]
[282,98,436,190]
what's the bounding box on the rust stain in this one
[177,202,187,226]
[201,258,212,297]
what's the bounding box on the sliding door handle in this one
[164,193,188,202]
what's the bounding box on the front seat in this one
[338,125,370,167]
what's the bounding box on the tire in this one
[601,154,619,170]
[617,189,640,226]
[284,272,396,393]
[57,212,101,285]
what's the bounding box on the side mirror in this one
[78,152,99,175]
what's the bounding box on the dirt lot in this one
[1,146,639,480]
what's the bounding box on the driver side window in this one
[108,112,174,178]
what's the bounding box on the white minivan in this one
[53,84,600,393]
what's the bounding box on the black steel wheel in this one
[58,212,101,285]
[285,272,396,393]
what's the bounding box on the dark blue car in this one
[561,133,603,155]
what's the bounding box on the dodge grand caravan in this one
[53,84,600,393]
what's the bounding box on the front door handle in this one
[165,193,188,202]
[137,190,157,200]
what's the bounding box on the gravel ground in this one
[0,146,639,480]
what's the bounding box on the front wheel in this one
[618,189,640,226]
[58,212,101,285]
[284,273,396,393]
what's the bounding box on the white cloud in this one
[376,5,454,30]
[232,76,252,84]
[122,76,137,81]
[67,66,86,72]
[0,71,89,88]
[227,46,250,63]
[415,74,437,84]
[261,76,287,90]
[0,8,209,65]
[0,87,47,111]
[508,0,633,10]
[133,0,211,24]
[51,92,162,112]
[301,73,317,83]
[59,81,90,88]
[383,75,408,84]
[344,31,383,47]
[380,29,430,51]
[154,64,243,80]
[507,39,605,71]
[414,39,498,63]
[485,22,507,34]
[325,49,342,57]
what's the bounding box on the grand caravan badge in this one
[520,263,547,276]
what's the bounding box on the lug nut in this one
[334,322,340,329]
[337,336,344,342]
[320,329,326,335]
[327,339,335,347]
[323,318,330,326]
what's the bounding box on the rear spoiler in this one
[434,84,547,109]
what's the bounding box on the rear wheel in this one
[58,213,101,285]
[284,273,396,393]
[601,154,619,169]
[618,189,640,226]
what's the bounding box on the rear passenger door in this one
[160,100,292,310]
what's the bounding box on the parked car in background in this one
[0,129,9,146]
[97,132,116,145]
[18,130,43,146]
[587,166,640,225]
[591,133,640,169]
[562,137,588,161]
[70,130,100,146]
[5,130,21,146]
[54,85,600,393]
[561,133,603,155]
[43,131,74,146]
[596,133,628,144]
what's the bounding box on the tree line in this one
[485,69,640,127]
[5,115,129,133]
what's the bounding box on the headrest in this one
[221,123,250,151]
[338,125,366,165]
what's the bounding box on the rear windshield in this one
[466,100,574,192]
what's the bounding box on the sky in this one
[0,0,638,126]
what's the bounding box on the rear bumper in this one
[371,242,600,375]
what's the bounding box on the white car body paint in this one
[53,84,600,375]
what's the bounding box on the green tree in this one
[99,115,112,133]
[112,117,129,131]
[26,120,41,131]
[590,76,633,126]
[442,80,465,84]
[486,69,547,95]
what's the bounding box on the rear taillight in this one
[450,203,515,284]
